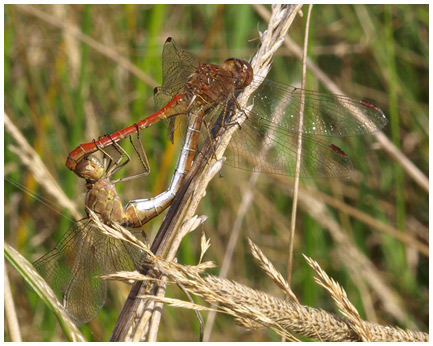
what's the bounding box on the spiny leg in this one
[111,125,151,184]
[94,136,129,178]
[129,125,150,175]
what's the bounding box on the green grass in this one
[4,4,428,341]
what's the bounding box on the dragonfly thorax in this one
[184,59,253,105]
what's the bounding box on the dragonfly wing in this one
[33,220,147,324]
[33,219,107,325]
[247,78,388,137]
[155,37,200,107]
[125,229,148,269]
[92,228,147,274]
[226,116,353,178]
[62,222,108,325]
[154,38,200,143]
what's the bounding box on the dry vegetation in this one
[5,4,428,342]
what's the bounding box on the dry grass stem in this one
[5,243,86,341]
[5,112,81,220]
[99,271,160,284]
[295,185,412,327]
[145,274,168,342]
[287,2,312,289]
[141,295,218,313]
[4,262,22,342]
[137,245,428,341]
[145,210,207,341]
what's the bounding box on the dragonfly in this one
[32,117,201,325]
[66,37,388,180]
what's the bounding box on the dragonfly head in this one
[74,157,105,183]
[223,58,253,90]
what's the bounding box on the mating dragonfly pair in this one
[33,37,388,325]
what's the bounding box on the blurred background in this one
[4,4,428,341]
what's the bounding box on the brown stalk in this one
[113,238,428,342]
[287,3,312,286]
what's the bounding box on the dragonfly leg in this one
[99,136,131,178]
[90,138,121,175]
[221,95,247,130]
[128,124,151,175]
[110,125,152,184]
[202,119,219,162]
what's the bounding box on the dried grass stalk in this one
[90,212,427,342]
[152,253,428,342]
[121,232,426,341]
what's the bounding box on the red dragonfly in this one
[66,37,387,179]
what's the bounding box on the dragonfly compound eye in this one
[74,157,105,182]
[223,58,253,89]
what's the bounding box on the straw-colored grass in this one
[5,4,428,342]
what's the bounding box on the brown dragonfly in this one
[33,115,201,325]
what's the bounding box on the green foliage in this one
[5,4,428,341]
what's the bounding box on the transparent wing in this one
[154,37,200,109]
[226,118,353,178]
[33,219,146,325]
[154,37,200,142]
[223,77,387,177]
[247,78,388,137]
